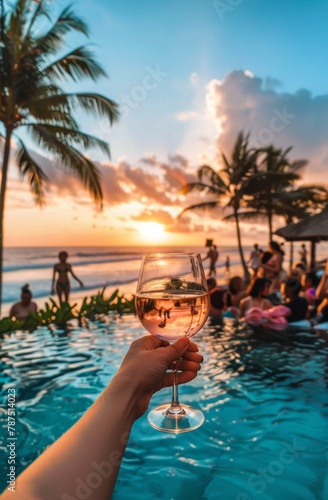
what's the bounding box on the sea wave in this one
[2,278,138,303]
[3,256,141,273]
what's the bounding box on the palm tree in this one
[180,132,258,282]
[0,0,119,314]
[242,146,308,239]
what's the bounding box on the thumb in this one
[164,337,190,363]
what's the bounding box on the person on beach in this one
[1,335,203,500]
[299,244,308,269]
[203,244,219,277]
[9,284,38,322]
[51,251,84,303]
[247,244,261,275]
[225,256,230,274]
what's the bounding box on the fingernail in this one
[177,337,190,347]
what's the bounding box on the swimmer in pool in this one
[51,251,84,303]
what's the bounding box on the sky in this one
[4,0,328,247]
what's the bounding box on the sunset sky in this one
[5,0,328,247]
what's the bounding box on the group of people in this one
[9,251,83,323]
[208,240,328,327]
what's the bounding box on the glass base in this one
[147,404,205,433]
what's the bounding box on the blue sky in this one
[63,0,328,162]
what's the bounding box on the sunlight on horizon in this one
[136,222,167,243]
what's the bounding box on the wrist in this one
[102,372,143,422]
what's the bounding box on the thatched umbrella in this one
[275,208,328,270]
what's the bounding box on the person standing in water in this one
[10,284,38,322]
[203,244,219,277]
[51,251,84,303]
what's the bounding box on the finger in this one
[182,351,203,363]
[132,335,170,350]
[158,337,190,363]
[186,341,199,352]
[162,370,198,387]
[168,359,202,372]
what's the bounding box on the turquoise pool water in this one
[1,317,328,499]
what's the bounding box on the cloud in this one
[175,111,198,122]
[206,70,328,182]
[131,209,174,225]
[130,208,218,235]
[189,72,199,85]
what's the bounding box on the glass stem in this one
[167,368,185,415]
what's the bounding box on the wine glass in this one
[135,253,209,433]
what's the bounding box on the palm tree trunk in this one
[0,128,12,317]
[234,210,250,283]
[268,210,273,241]
[289,241,294,271]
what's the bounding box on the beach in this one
[4,243,328,317]
[2,245,248,317]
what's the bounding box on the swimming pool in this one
[1,317,328,499]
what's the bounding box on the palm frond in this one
[198,164,227,189]
[70,93,120,124]
[7,0,30,42]
[180,182,223,197]
[289,159,308,172]
[222,210,263,222]
[179,201,220,218]
[32,5,89,56]
[15,136,49,205]
[42,46,107,83]
[23,87,75,123]
[23,0,51,45]
[25,123,110,157]
[25,91,119,128]
[221,131,258,185]
[27,124,103,205]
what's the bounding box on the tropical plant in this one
[0,288,136,334]
[0,0,119,314]
[180,131,258,282]
[242,146,308,239]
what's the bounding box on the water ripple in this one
[1,317,328,498]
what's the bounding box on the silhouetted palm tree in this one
[243,146,307,239]
[180,132,258,282]
[0,0,119,313]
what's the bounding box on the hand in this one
[114,335,203,419]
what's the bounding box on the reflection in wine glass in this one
[135,253,209,433]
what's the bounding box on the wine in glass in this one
[135,253,209,433]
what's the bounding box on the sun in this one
[137,222,166,242]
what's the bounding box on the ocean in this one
[3,242,328,316]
